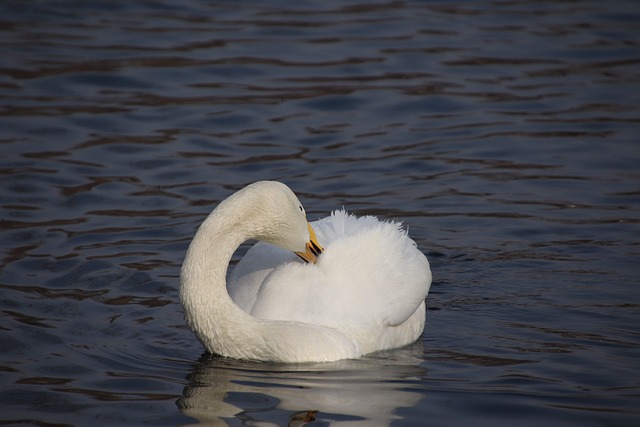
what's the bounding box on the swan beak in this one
[295,223,324,264]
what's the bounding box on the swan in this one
[180,181,432,363]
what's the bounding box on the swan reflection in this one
[178,344,427,426]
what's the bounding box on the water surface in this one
[1,1,639,426]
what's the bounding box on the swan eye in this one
[299,205,304,214]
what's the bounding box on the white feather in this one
[181,182,432,362]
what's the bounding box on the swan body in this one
[180,181,432,363]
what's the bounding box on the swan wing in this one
[227,242,296,313]
[247,210,432,329]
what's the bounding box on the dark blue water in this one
[1,1,639,425]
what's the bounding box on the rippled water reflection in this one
[1,1,639,426]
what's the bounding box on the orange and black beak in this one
[295,223,324,264]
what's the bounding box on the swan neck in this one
[179,187,363,362]
[180,205,258,358]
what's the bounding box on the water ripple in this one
[1,0,639,425]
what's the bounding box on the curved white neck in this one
[180,202,264,360]
[179,193,360,362]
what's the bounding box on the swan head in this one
[227,181,323,263]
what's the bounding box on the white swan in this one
[180,181,432,363]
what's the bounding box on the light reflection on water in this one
[179,348,429,426]
[1,0,639,426]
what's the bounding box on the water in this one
[1,0,639,425]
